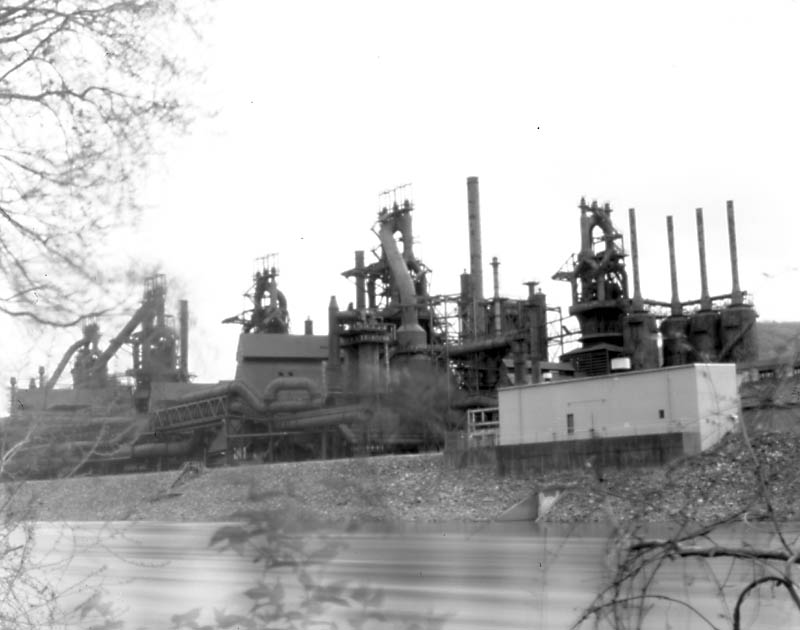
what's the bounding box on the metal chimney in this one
[727,200,743,305]
[491,256,501,336]
[667,216,682,316]
[491,256,500,299]
[628,207,644,312]
[466,176,484,302]
[695,208,711,311]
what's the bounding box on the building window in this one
[567,413,574,435]
[658,409,665,419]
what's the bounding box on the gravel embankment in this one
[5,431,800,526]
[5,453,542,525]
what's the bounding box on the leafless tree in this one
[0,0,204,325]
[0,434,129,629]
[575,416,800,629]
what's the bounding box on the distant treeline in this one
[756,321,800,359]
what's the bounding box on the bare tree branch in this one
[0,0,206,325]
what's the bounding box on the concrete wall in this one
[496,432,690,476]
[498,364,738,451]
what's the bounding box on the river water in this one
[19,520,800,629]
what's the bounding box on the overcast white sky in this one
[9,0,800,388]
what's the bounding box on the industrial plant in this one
[2,177,761,478]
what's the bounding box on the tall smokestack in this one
[467,176,484,301]
[727,200,743,305]
[491,256,501,336]
[179,299,189,378]
[695,207,711,311]
[628,207,644,312]
[667,216,682,316]
[491,256,500,299]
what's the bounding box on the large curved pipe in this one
[263,376,321,402]
[276,289,287,311]
[378,217,426,349]
[378,220,418,324]
[45,337,89,390]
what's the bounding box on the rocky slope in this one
[4,430,800,526]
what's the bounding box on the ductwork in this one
[271,404,371,430]
[377,209,426,350]
[445,335,514,358]
[45,337,89,391]
[263,376,322,403]
[154,377,324,418]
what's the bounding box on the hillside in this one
[757,320,800,359]
[4,429,800,527]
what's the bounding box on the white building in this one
[498,363,739,455]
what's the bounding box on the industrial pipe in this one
[45,337,89,391]
[667,216,682,316]
[377,217,426,348]
[267,400,324,413]
[491,257,500,299]
[270,404,371,430]
[695,207,711,311]
[628,208,644,312]
[85,439,193,460]
[445,335,514,358]
[727,200,743,305]
[151,376,322,417]
[154,379,270,413]
[467,177,484,302]
[491,257,502,336]
[263,376,322,403]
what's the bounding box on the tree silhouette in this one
[0,0,203,324]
